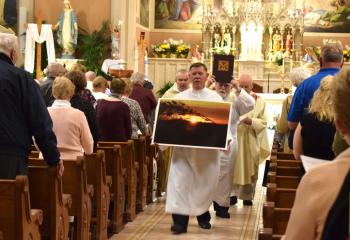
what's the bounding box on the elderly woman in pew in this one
[46,76,93,159]
[96,78,132,142]
[292,75,336,176]
[119,78,148,139]
[282,68,350,240]
[65,70,99,148]
[276,67,311,152]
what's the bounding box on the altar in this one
[148,57,300,93]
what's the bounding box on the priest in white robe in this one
[231,74,270,205]
[159,69,190,193]
[212,80,255,218]
[166,62,230,234]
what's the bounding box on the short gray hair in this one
[321,42,343,63]
[175,69,188,79]
[46,63,66,78]
[289,67,312,87]
[0,33,18,56]
[130,72,145,84]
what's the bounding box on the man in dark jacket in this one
[40,62,67,106]
[0,33,63,179]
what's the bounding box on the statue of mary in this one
[56,0,78,59]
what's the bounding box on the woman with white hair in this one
[276,67,311,152]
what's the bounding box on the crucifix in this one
[24,10,44,80]
[24,10,56,80]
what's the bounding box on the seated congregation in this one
[1,32,350,240]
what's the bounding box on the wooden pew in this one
[27,165,72,240]
[145,136,154,203]
[98,140,137,222]
[269,160,301,170]
[262,202,291,239]
[29,150,39,158]
[273,166,300,177]
[266,183,296,208]
[270,152,295,162]
[29,157,94,240]
[0,231,3,240]
[62,157,93,240]
[85,151,112,240]
[268,172,299,189]
[0,175,43,240]
[96,145,125,233]
[133,135,149,212]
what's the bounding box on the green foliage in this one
[156,81,174,98]
[77,21,110,76]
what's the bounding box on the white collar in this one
[51,99,71,108]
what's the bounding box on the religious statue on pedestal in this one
[55,0,78,59]
[214,32,221,48]
[285,30,293,53]
[272,30,281,52]
[111,21,123,59]
[223,29,231,54]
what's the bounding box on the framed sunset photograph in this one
[152,98,232,150]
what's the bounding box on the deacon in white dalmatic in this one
[212,78,255,218]
[165,62,254,234]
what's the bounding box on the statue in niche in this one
[214,32,221,48]
[286,30,293,53]
[55,0,78,59]
[272,30,282,52]
[223,29,231,54]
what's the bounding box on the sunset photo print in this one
[152,99,232,150]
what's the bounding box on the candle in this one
[290,56,293,73]
[282,57,285,74]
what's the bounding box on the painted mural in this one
[155,0,215,30]
[139,0,149,28]
[304,0,350,33]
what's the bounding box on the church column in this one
[111,0,137,70]
[125,0,137,70]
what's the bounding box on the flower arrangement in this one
[152,41,170,57]
[273,51,284,66]
[152,38,190,58]
[176,44,190,57]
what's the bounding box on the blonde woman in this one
[283,67,350,240]
[48,76,93,159]
[293,75,336,165]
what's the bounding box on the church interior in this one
[1,0,350,239]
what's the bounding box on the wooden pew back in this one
[27,165,72,239]
[0,176,43,240]
[133,135,148,211]
[96,145,125,233]
[268,172,299,188]
[28,157,93,240]
[263,202,291,235]
[267,183,296,208]
[98,140,137,222]
[85,151,112,240]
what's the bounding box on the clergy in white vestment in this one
[166,62,228,234]
[159,69,190,193]
[212,80,255,218]
[231,75,270,205]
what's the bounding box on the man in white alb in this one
[165,63,254,234]
[212,79,255,218]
